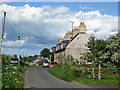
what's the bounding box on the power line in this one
[6,16,55,43]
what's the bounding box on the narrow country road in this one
[24,67,75,88]
[24,67,90,88]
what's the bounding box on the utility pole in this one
[18,36,20,65]
[0,11,6,55]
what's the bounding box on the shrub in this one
[2,64,28,88]
[38,59,48,65]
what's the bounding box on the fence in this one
[74,67,120,80]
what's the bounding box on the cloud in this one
[3,48,40,56]
[80,5,93,10]
[0,0,119,2]
[3,40,25,47]
[0,4,118,55]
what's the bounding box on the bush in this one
[38,59,48,65]
[2,63,28,88]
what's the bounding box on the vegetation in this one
[56,53,75,65]
[83,33,120,68]
[76,78,119,84]
[49,33,120,84]
[21,55,38,64]
[48,64,76,81]
[2,63,28,88]
[1,54,29,88]
[38,59,48,65]
[48,64,119,84]
[40,48,51,59]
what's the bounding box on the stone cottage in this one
[51,22,90,64]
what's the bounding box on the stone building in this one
[51,22,90,64]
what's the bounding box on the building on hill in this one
[51,22,90,64]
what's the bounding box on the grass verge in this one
[75,78,119,84]
[48,64,119,84]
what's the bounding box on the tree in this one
[104,33,120,68]
[1,54,13,64]
[40,48,51,59]
[83,33,120,68]
[83,36,107,66]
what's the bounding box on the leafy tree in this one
[104,33,120,67]
[1,54,13,64]
[40,48,51,59]
[83,36,107,66]
[83,33,120,68]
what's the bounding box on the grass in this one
[48,64,76,81]
[48,64,119,84]
[75,78,119,84]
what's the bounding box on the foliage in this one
[48,64,76,81]
[21,55,38,64]
[56,53,75,66]
[83,36,107,66]
[1,54,13,64]
[2,63,28,88]
[48,64,119,83]
[51,52,54,61]
[38,59,48,65]
[83,33,120,68]
[1,54,29,88]
[105,33,120,67]
[40,48,51,59]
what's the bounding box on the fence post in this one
[92,68,95,79]
[98,64,101,80]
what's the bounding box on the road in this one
[24,67,90,88]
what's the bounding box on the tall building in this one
[51,22,89,64]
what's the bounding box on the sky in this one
[0,2,118,56]
[0,0,119,2]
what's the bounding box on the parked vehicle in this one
[49,62,57,67]
[43,62,49,67]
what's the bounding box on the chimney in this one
[80,22,85,27]
[79,22,87,34]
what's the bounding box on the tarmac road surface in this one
[24,67,91,88]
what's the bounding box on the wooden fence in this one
[74,67,120,80]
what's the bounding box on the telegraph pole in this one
[18,36,20,65]
[0,11,6,55]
